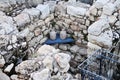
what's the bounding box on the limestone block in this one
[88,19,113,48]
[67,5,87,16]
[36,4,50,19]
[14,13,31,27]
[103,3,115,15]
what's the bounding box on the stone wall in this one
[0,0,120,79]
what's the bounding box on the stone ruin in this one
[0,0,120,80]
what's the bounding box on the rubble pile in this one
[0,0,120,80]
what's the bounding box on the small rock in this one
[103,3,115,15]
[31,69,50,80]
[4,63,14,73]
[22,8,40,21]
[70,45,80,53]
[108,15,117,24]
[34,28,41,36]
[42,56,54,70]
[11,35,17,43]
[7,45,13,50]
[67,5,87,16]
[0,58,5,68]
[59,44,68,51]
[15,60,40,74]
[54,53,71,69]
[0,70,10,80]
[10,75,18,80]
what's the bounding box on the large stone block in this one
[13,13,31,27]
[67,5,87,16]
[22,8,40,21]
[103,3,115,15]
[88,19,113,48]
[36,4,50,19]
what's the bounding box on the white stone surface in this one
[15,60,40,74]
[108,15,117,24]
[14,13,31,27]
[0,70,10,80]
[94,0,110,8]
[103,3,115,15]
[42,56,54,70]
[0,16,18,34]
[88,19,113,48]
[88,19,110,36]
[70,45,80,53]
[4,63,14,72]
[36,4,50,19]
[37,45,59,57]
[54,53,71,69]
[67,5,87,16]
[31,69,50,80]
[0,58,5,68]
[22,8,40,20]
[114,0,120,9]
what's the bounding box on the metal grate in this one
[78,48,120,80]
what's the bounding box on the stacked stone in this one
[87,0,120,55]
[54,1,92,45]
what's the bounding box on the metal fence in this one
[78,39,120,80]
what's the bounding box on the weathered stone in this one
[85,19,90,26]
[64,19,72,25]
[70,25,80,31]
[108,15,117,24]
[59,44,68,51]
[54,53,71,71]
[0,1,10,12]
[70,45,80,53]
[88,19,113,48]
[28,0,43,6]
[114,0,120,9]
[36,4,50,19]
[34,28,41,36]
[0,70,10,80]
[103,3,115,15]
[0,15,18,34]
[15,60,40,74]
[0,35,9,48]
[11,35,17,43]
[40,37,47,44]
[22,8,40,21]
[42,56,54,70]
[94,0,110,8]
[45,14,54,23]
[4,63,14,73]
[10,75,18,80]
[0,29,5,35]
[31,69,50,80]
[37,45,59,57]
[17,28,29,37]
[87,42,101,56]
[14,13,31,27]
[44,1,56,13]
[0,58,5,68]
[89,5,97,16]
[67,5,87,16]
